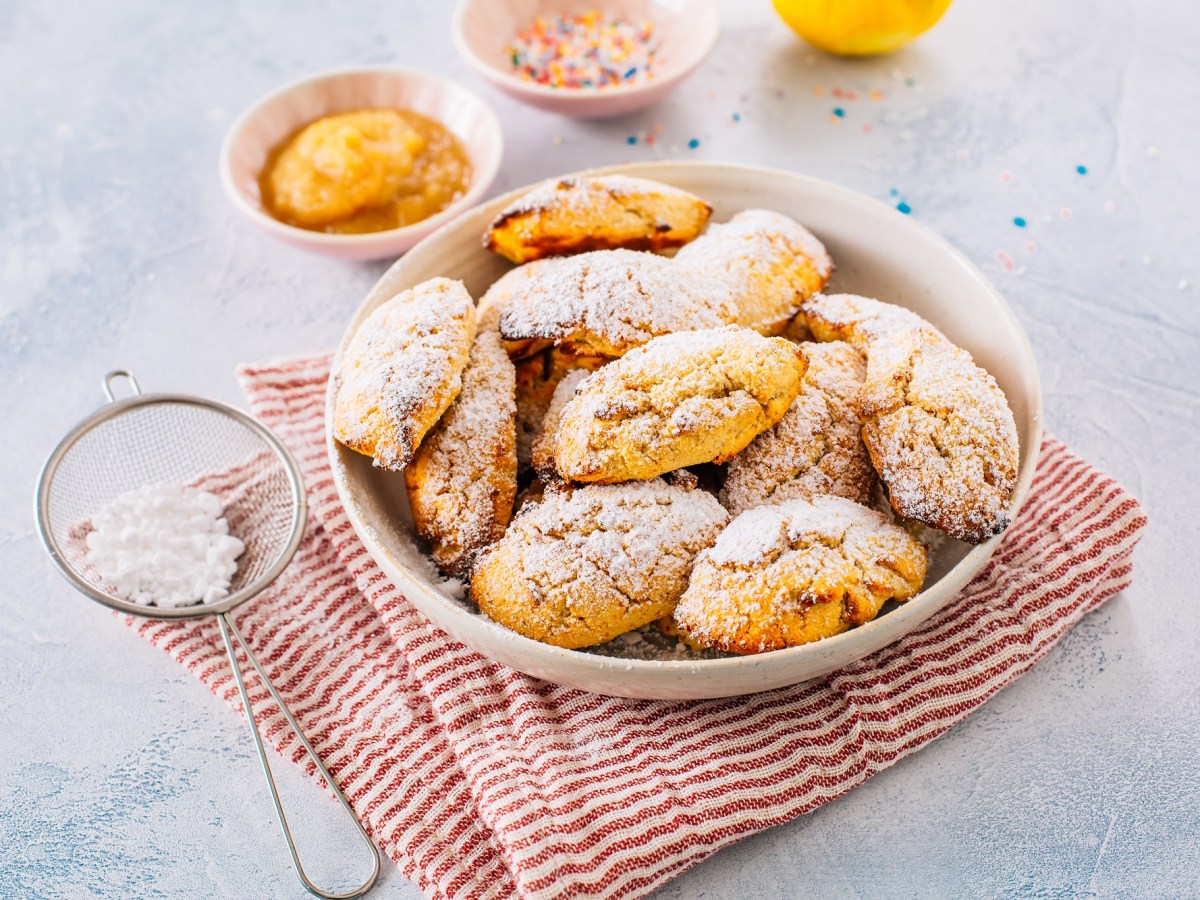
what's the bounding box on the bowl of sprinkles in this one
[453,0,720,118]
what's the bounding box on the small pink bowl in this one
[219,66,504,261]
[453,0,720,118]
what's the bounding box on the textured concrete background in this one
[2,0,1198,897]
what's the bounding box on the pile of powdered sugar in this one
[85,483,245,609]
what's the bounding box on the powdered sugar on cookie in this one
[722,340,874,515]
[333,277,475,471]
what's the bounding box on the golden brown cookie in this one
[483,175,713,264]
[554,326,806,483]
[721,340,874,516]
[513,347,607,473]
[672,495,928,654]
[405,326,517,577]
[531,368,590,483]
[471,479,729,649]
[674,209,833,335]
[497,249,729,359]
[332,277,475,471]
[801,294,1020,543]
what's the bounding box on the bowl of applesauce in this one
[220,66,504,260]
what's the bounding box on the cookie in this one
[801,294,1020,543]
[405,326,517,577]
[554,326,806,483]
[531,367,590,483]
[484,175,712,264]
[721,340,874,515]
[674,209,833,335]
[672,495,928,654]
[513,347,607,473]
[332,277,475,471]
[471,479,729,649]
[498,249,729,359]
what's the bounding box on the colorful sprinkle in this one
[1025,241,1037,253]
[868,89,883,101]
[1060,207,1072,219]
[832,107,846,118]
[812,84,825,96]
[889,188,899,197]
[996,249,1015,271]
[552,135,563,145]
[731,111,741,122]
[1076,164,1088,175]
[896,201,912,214]
[861,124,872,133]
[1000,169,1013,183]
[627,135,637,144]
[688,138,700,149]
[1013,216,1027,227]
[506,10,658,90]
[645,133,656,145]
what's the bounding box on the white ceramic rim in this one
[450,0,721,101]
[327,160,1044,694]
[217,65,505,251]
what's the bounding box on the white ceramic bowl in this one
[219,66,504,261]
[453,0,720,118]
[327,161,1043,699]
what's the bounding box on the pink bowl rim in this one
[451,0,721,102]
[217,65,505,251]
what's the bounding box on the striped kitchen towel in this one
[121,353,1147,899]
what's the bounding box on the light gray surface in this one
[2,0,1197,897]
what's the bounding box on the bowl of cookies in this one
[326,162,1042,700]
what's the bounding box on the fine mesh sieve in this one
[35,371,379,900]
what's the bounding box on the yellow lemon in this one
[772,0,953,56]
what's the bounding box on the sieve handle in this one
[102,370,143,402]
[217,613,381,900]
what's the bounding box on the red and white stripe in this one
[121,353,1146,900]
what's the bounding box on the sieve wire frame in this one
[35,388,308,620]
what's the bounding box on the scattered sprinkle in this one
[832,86,844,98]
[1025,241,1037,253]
[687,138,700,149]
[1060,207,1072,220]
[552,134,563,145]
[645,133,656,145]
[1103,200,1115,214]
[996,249,1015,271]
[889,188,899,197]
[1013,216,1027,228]
[832,107,846,118]
[845,89,859,101]
[506,10,658,90]
[868,89,883,101]
[1076,164,1088,175]
[905,77,916,88]
[731,111,741,122]
[627,135,637,145]
[861,124,872,133]
[896,201,912,215]
[812,84,825,96]
[1000,169,1013,183]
